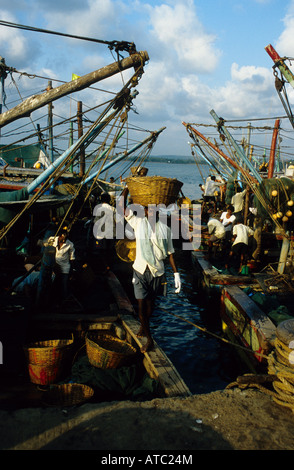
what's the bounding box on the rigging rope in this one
[0,20,136,53]
[158,306,269,361]
[0,70,142,241]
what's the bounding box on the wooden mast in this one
[0,51,149,128]
[77,101,85,177]
[268,118,280,179]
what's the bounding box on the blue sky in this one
[0,0,294,157]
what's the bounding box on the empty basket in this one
[42,383,94,407]
[85,332,137,369]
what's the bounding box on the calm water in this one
[151,255,243,395]
[113,160,244,394]
[110,160,205,201]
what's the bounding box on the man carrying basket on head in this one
[120,187,181,353]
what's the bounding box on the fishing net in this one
[253,177,294,230]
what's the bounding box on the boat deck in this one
[0,264,191,409]
[192,250,259,288]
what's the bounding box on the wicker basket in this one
[42,383,94,407]
[24,337,74,385]
[85,332,137,369]
[126,176,183,206]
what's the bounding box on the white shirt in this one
[231,189,246,212]
[232,224,254,246]
[53,237,75,273]
[220,212,236,231]
[125,212,174,277]
[204,179,222,196]
[207,219,225,239]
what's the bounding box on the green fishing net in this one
[253,177,294,229]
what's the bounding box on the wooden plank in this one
[121,314,191,398]
[107,271,191,397]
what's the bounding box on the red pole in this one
[268,119,280,179]
[265,44,281,62]
[182,122,257,183]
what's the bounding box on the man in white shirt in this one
[92,192,116,272]
[227,221,254,271]
[122,188,181,353]
[231,187,247,221]
[52,230,75,302]
[220,205,236,239]
[206,217,225,257]
[203,175,224,212]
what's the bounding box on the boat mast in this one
[182,122,257,183]
[0,51,149,128]
[268,118,280,178]
[265,44,294,89]
[265,44,294,129]
[210,110,262,183]
[47,81,54,163]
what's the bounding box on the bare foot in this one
[140,339,154,353]
[136,327,144,338]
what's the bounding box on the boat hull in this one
[220,285,276,371]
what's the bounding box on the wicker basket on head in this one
[85,332,137,369]
[126,175,183,206]
[23,337,74,385]
[42,383,94,407]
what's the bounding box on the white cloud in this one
[230,63,273,91]
[149,0,221,73]
[0,11,28,60]
[276,14,294,55]
[44,0,118,39]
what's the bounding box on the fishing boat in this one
[182,45,294,369]
[0,253,191,409]
[0,26,191,409]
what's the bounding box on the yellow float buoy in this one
[282,216,289,222]
[271,190,278,197]
[286,210,293,217]
[287,200,294,207]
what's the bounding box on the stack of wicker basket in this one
[23,337,74,385]
[125,175,183,206]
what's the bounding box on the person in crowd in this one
[220,205,236,243]
[206,216,226,257]
[121,187,181,353]
[92,192,116,273]
[226,220,254,271]
[51,229,75,302]
[11,262,41,300]
[203,174,224,211]
[231,186,247,222]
